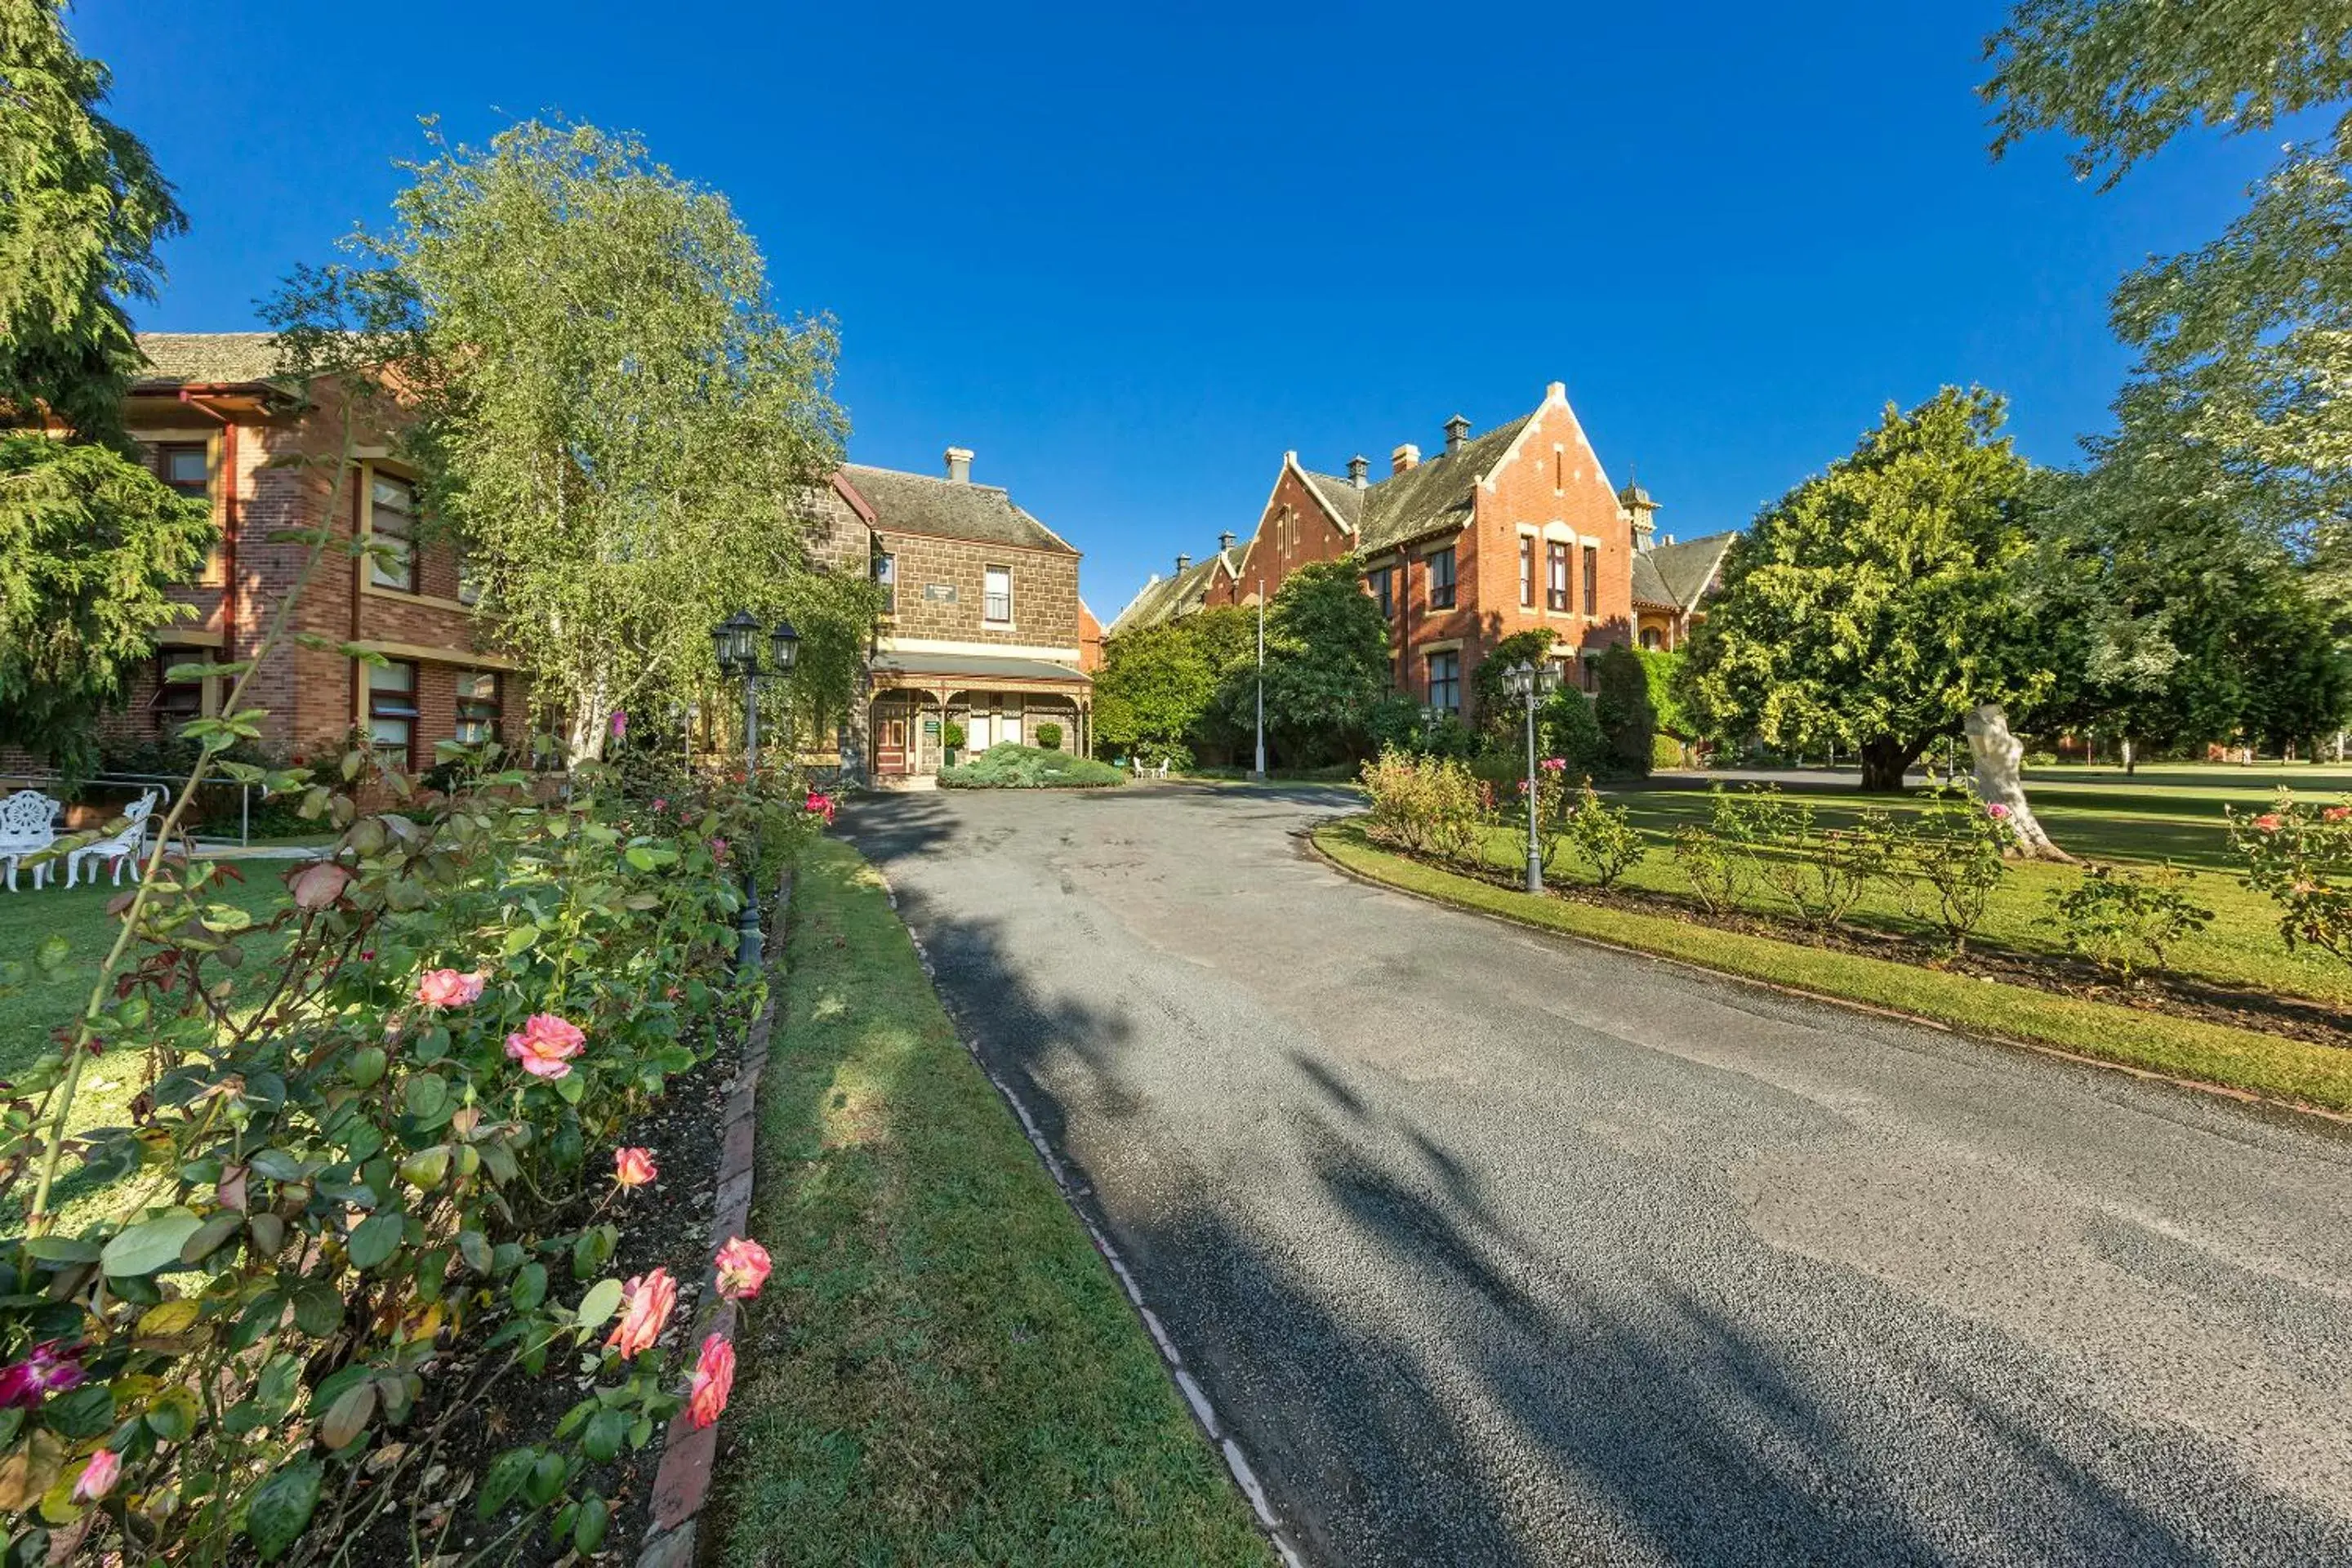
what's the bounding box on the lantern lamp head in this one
[768,618,801,674]
[711,610,761,677]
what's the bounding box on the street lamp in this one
[1503,658,1560,893]
[708,612,801,969]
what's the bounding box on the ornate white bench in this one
[0,790,63,892]
[66,790,161,888]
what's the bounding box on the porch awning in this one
[871,651,1090,689]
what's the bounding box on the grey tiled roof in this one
[843,463,1076,555]
[1356,416,1534,555]
[134,332,287,386]
[1107,550,1232,635]
[1298,470,1365,530]
[1631,551,1677,610]
[872,650,1088,686]
[1642,531,1736,608]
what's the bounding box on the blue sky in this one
[78,1,2288,620]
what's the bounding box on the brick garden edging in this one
[635,866,791,1568]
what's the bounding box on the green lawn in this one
[1591,771,2352,1008]
[1315,822,2352,1116]
[713,838,1270,1568]
[1,869,290,1227]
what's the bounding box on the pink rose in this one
[613,1147,657,1187]
[609,710,628,741]
[2323,806,2349,824]
[713,1236,772,1302]
[607,1268,676,1360]
[505,1013,586,1080]
[415,968,487,1010]
[0,1342,84,1409]
[711,838,730,862]
[1985,802,2011,820]
[687,1333,734,1430]
[2255,813,2282,832]
[71,1448,119,1503]
[1539,757,1567,772]
[651,797,668,813]
[804,791,836,824]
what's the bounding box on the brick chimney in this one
[1392,443,1420,474]
[944,447,973,483]
[1348,454,1369,488]
[1443,414,1471,456]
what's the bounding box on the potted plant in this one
[943,720,966,768]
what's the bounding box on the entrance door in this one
[875,712,908,775]
[967,711,992,752]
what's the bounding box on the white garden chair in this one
[0,789,63,892]
[66,791,160,888]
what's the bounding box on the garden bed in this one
[938,743,1125,789]
[1315,821,2352,1116]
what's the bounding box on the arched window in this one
[1641,627,1663,651]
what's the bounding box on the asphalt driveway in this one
[839,783,2352,1567]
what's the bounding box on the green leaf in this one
[524,1450,566,1506]
[318,1379,376,1450]
[290,1279,342,1338]
[457,1230,492,1273]
[100,1209,203,1278]
[500,925,540,956]
[245,1459,323,1560]
[44,1385,113,1441]
[511,1261,547,1311]
[19,1236,100,1265]
[580,1408,628,1464]
[180,1210,245,1266]
[572,1494,609,1553]
[145,1384,199,1441]
[573,1277,622,1334]
[475,1447,537,1520]
[346,1213,402,1271]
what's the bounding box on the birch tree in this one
[309,119,853,764]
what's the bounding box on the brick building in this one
[1111,381,1715,721]
[86,333,515,769]
[800,448,1091,781]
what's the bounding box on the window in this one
[369,473,417,591]
[1427,650,1461,715]
[1582,655,1600,693]
[152,652,203,733]
[1366,566,1393,619]
[1547,541,1570,612]
[156,443,210,501]
[875,550,897,614]
[457,547,483,608]
[1427,546,1456,610]
[1583,545,1599,614]
[455,670,501,745]
[367,659,420,768]
[1518,538,1534,608]
[1641,627,1663,651]
[983,564,1013,623]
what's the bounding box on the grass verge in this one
[714,837,1271,1567]
[1313,820,2352,1117]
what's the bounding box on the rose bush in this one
[2229,791,2352,969]
[0,737,808,1565]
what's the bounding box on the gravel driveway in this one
[840,783,2352,1567]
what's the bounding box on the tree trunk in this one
[1857,737,1915,793]
[1965,702,2073,862]
[2122,736,2136,775]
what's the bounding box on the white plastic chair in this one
[0,790,63,892]
[67,791,159,888]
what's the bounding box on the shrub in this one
[943,721,966,754]
[1360,748,1486,864]
[939,742,1125,789]
[1592,644,1655,777]
[2227,791,2352,968]
[0,738,798,1565]
[1556,781,1648,889]
[2046,862,2215,979]
[1651,733,1688,773]
[1895,786,2014,952]
[1034,721,1063,751]
[1732,786,1893,933]
[1540,691,1606,777]
[1671,791,1753,914]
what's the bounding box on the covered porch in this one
[867,651,1092,781]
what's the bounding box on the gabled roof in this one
[843,463,1076,555]
[133,332,287,388]
[1107,548,1236,635]
[1356,415,1535,555]
[1296,468,1366,531]
[1631,552,1677,611]
[1639,531,1737,609]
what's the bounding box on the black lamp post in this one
[709,612,800,970]
[1503,657,1560,893]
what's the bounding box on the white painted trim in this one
[1284,454,1357,537]
[1542,521,1574,542]
[1419,637,1465,656]
[879,635,1084,662]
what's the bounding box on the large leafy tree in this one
[1094,620,1216,760]
[0,435,213,777]
[1678,389,2069,853]
[286,120,860,764]
[1985,2,2352,685]
[0,2,214,776]
[0,0,185,443]
[1216,560,1391,767]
